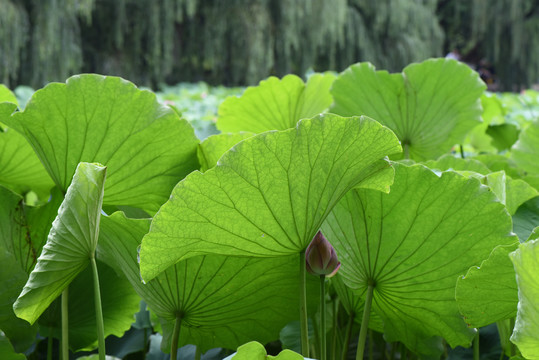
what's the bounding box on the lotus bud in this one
[305,231,341,277]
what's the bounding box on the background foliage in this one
[1,0,537,90]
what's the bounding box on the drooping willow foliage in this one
[439,0,539,91]
[1,0,537,90]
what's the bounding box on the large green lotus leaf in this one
[197,132,254,172]
[140,114,402,281]
[13,162,106,324]
[38,259,141,351]
[2,74,199,213]
[97,212,318,353]
[321,163,516,354]
[0,85,18,106]
[455,243,519,328]
[217,73,336,133]
[511,121,539,179]
[331,58,486,161]
[509,239,539,358]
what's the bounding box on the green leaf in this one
[511,121,539,179]
[322,163,516,354]
[197,132,254,172]
[97,212,318,353]
[331,58,485,160]
[0,249,36,353]
[423,156,538,215]
[0,85,18,105]
[217,73,336,133]
[513,197,539,242]
[472,154,521,179]
[140,114,402,281]
[506,179,539,216]
[486,124,520,152]
[3,74,199,213]
[0,185,60,351]
[13,162,106,324]
[0,334,26,360]
[509,239,539,358]
[423,154,491,175]
[38,259,141,351]
[456,243,519,328]
[0,124,55,199]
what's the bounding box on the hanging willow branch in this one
[1,0,537,90]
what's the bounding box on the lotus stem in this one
[341,312,354,360]
[300,250,310,357]
[473,330,479,360]
[331,298,339,360]
[356,283,374,360]
[404,142,410,159]
[195,346,201,360]
[47,328,53,360]
[61,288,69,360]
[91,257,106,360]
[320,275,327,360]
[171,315,182,360]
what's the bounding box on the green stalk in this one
[356,283,374,360]
[400,343,407,360]
[171,316,182,360]
[368,330,373,360]
[299,251,310,357]
[91,257,106,360]
[341,312,354,360]
[473,330,480,360]
[404,142,410,159]
[195,346,201,360]
[320,275,326,360]
[61,288,69,360]
[47,331,53,360]
[331,298,339,360]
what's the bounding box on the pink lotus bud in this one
[305,231,341,277]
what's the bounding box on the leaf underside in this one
[322,163,516,354]
[140,114,402,281]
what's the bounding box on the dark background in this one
[2,0,538,91]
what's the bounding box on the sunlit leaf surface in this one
[322,163,516,354]
[140,114,401,281]
[13,163,106,324]
[217,73,335,133]
[98,212,317,353]
[331,59,485,160]
[3,74,199,213]
[510,239,539,358]
[456,243,519,328]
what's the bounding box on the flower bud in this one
[305,231,341,277]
